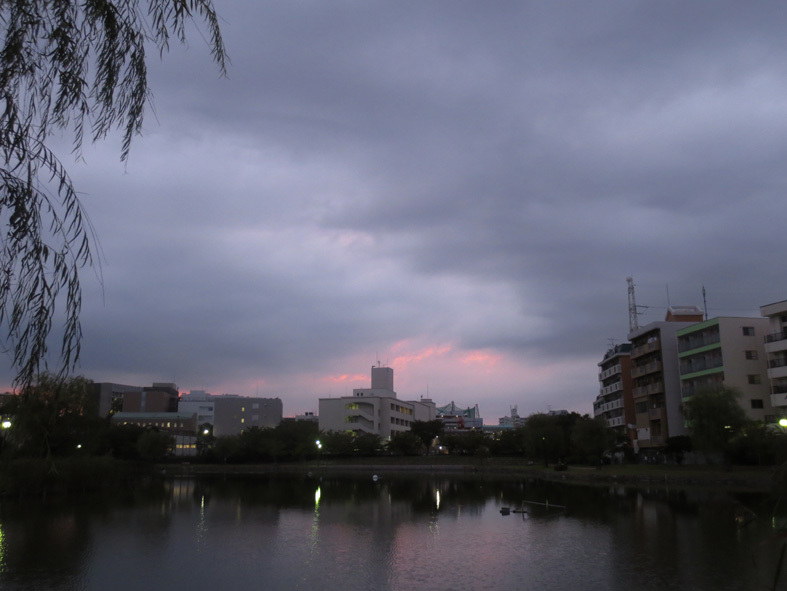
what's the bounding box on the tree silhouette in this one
[0,1,227,386]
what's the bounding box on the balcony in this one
[631,360,662,379]
[680,357,723,376]
[599,364,622,381]
[633,381,664,397]
[595,398,623,415]
[678,332,720,353]
[765,330,787,344]
[600,381,622,396]
[770,392,787,409]
[632,340,660,359]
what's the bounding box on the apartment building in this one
[593,343,635,443]
[677,317,773,422]
[628,306,704,452]
[760,299,787,417]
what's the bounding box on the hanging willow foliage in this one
[0,0,227,386]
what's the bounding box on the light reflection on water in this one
[0,474,783,591]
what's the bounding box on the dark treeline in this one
[2,376,787,473]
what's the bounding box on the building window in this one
[253,403,259,409]
[742,326,755,336]
[751,399,764,409]
[635,402,647,414]
[745,350,758,360]
[748,374,762,385]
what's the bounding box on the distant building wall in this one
[212,396,283,437]
[93,382,142,417]
[178,390,216,426]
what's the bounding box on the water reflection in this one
[0,474,783,590]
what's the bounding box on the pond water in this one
[0,472,785,591]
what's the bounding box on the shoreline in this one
[164,458,783,492]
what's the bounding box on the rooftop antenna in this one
[627,277,639,332]
[702,285,708,320]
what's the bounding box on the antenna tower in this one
[627,277,639,332]
[702,285,708,320]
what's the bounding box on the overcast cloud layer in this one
[10,1,787,421]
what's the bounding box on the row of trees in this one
[196,413,616,464]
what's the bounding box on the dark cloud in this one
[7,1,787,421]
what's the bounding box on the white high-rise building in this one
[319,365,436,439]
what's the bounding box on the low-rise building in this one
[498,406,525,429]
[436,401,483,430]
[110,411,198,456]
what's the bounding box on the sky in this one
[8,1,787,422]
